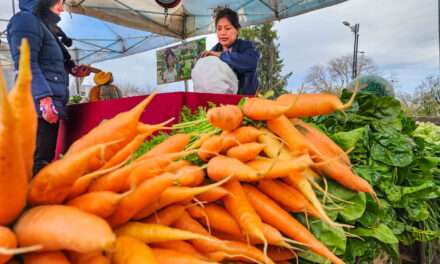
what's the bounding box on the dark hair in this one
[34,0,63,18]
[215,8,241,29]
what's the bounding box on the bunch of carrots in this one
[1,39,377,264]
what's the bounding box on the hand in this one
[71,65,92,77]
[39,97,59,124]
[200,51,221,58]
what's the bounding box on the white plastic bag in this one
[191,56,238,94]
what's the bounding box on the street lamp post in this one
[343,21,360,79]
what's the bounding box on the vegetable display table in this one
[56,92,242,157]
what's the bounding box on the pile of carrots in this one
[0,40,377,264]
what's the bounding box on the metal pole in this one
[352,24,360,79]
[184,79,188,92]
[438,0,440,71]
[12,0,16,15]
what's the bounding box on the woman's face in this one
[166,54,175,68]
[50,0,65,15]
[216,17,238,49]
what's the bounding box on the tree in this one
[240,22,287,96]
[304,54,377,94]
[412,75,440,116]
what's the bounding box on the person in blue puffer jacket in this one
[7,0,92,175]
[201,8,260,95]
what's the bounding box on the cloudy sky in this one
[1,0,439,94]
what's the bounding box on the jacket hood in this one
[19,0,38,12]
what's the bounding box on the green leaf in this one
[331,127,367,151]
[326,181,367,222]
[370,129,415,167]
[351,224,399,244]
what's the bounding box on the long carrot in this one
[134,177,230,220]
[0,226,17,264]
[137,133,191,161]
[207,155,258,182]
[66,190,132,218]
[68,251,109,264]
[8,39,36,179]
[257,128,292,160]
[112,236,157,264]
[136,117,174,134]
[67,157,128,200]
[28,140,122,205]
[242,185,345,264]
[153,240,205,259]
[226,142,265,162]
[115,223,216,243]
[99,132,150,170]
[0,65,27,225]
[106,172,178,227]
[174,212,274,264]
[223,180,268,255]
[198,135,224,161]
[23,251,70,264]
[188,204,241,236]
[14,205,115,253]
[267,247,297,262]
[65,93,156,157]
[152,248,217,264]
[221,126,263,150]
[242,97,290,120]
[175,165,205,187]
[142,205,186,225]
[258,180,320,217]
[163,160,191,173]
[196,187,230,203]
[291,119,350,165]
[276,82,359,118]
[246,155,313,179]
[207,105,243,131]
[266,115,308,154]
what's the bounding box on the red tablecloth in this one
[56,92,243,156]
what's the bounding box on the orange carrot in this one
[8,39,36,179]
[136,117,174,134]
[65,93,156,157]
[0,66,27,225]
[207,155,258,182]
[134,177,230,220]
[174,212,274,264]
[106,172,178,227]
[207,105,243,131]
[99,132,150,170]
[242,97,290,120]
[28,140,121,205]
[66,190,131,218]
[246,155,313,178]
[153,240,205,259]
[292,118,350,165]
[276,83,359,118]
[257,128,294,160]
[221,126,263,150]
[223,180,267,250]
[14,205,115,253]
[23,251,70,264]
[152,248,217,264]
[198,135,224,161]
[266,115,308,154]
[188,204,241,236]
[112,236,157,264]
[243,185,345,264]
[267,247,297,262]
[67,158,128,200]
[175,165,205,187]
[163,160,191,173]
[196,187,229,203]
[68,251,109,264]
[142,205,186,225]
[226,142,265,162]
[115,223,216,243]
[258,180,319,217]
[0,226,17,264]
[137,134,191,161]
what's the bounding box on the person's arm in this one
[219,43,260,73]
[8,13,53,100]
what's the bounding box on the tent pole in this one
[12,0,16,15]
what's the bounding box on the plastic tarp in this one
[1,0,348,65]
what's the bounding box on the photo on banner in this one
[156,38,206,85]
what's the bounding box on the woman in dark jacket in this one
[7,0,92,175]
[201,8,260,95]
